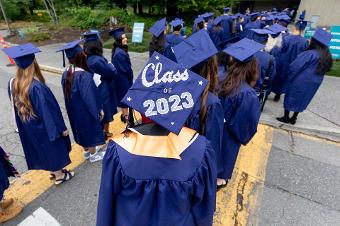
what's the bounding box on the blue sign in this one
[329,26,340,59]
[132,23,144,43]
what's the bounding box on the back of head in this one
[149,34,167,56]
[83,40,103,56]
[308,38,333,75]
[219,57,258,97]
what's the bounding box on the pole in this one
[42,0,55,23]
[0,0,10,32]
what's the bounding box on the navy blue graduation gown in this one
[0,147,10,200]
[208,28,224,49]
[112,47,134,108]
[254,51,276,95]
[220,15,232,40]
[87,55,118,124]
[61,68,105,148]
[220,83,261,179]
[271,35,308,95]
[149,44,177,62]
[284,50,324,112]
[97,133,217,226]
[10,80,71,171]
[243,21,263,38]
[186,92,224,178]
[166,34,185,47]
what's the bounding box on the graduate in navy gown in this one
[220,7,232,40]
[148,18,177,62]
[243,13,263,38]
[166,18,185,47]
[0,146,22,223]
[58,40,105,163]
[192,16,205,33]
[174,30,224,189]
[208,17,224,49]
[271,24,308,101]
[110,27,134,123]
[250,29,277,103]
[3,44,74,185]
[83,31,118,139]
[277,29,333,125]
[219,38,262,181]
[97,52,216,226]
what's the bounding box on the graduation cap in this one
[223,38,264,62]
[218,36,241,50]
[312,28,332,46]
[173,29,218,69]
[232,13,243,19]
[82,31,100,42]
[250,12,259,20]
[223,7,230,13]
[194,16,204,24]
[2,43,41,69]
[295,20,308,31]
[264,15,275,21]
[299,10,306,20]
[149,18,167,38]
[56,39,83,67]
[250,29,273,43]
[121,52,208,135]
[267,23,287,34]
[170,18,183,27]
[202,12,214,21]
[278,14,291,24]
[109,27,125,40]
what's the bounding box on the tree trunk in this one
[133,2,137,14]
[138,2,143,15]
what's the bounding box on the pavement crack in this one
[265,183,340,213]
[307,109,340,128]
[288,131,296,153]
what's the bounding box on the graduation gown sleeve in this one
[192,140,217,226]
[287,51,313,82]
[229,91,261,145]
[94,57,117,81]
[30,84,67,142]
[112,51,134,81]
[79,73,101,120]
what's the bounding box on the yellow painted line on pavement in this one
[4,113,128,206]
[214,124,274,226]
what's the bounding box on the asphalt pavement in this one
[0,43,340,226]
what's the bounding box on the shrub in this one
[29,32,51,42]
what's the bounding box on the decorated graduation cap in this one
[2,43,41,69]
[170,18,183,28]
[173,29,218,69]
[218,36,241,50]
[194,16,204,24]
[56,39,83,67]
[149,18,167,38]
[312,28,332,46]
[121,52,208,135]
[82,31,100,42]
[223,38,264,62]
[109,27,125,40]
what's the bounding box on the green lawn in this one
[103,32,152,53]
[328,60,340,77]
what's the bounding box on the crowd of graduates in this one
[0,6,334,225]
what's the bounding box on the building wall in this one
[298,0,340,27]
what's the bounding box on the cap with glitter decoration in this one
[149,18,167,37]
[312,28,332,46]
[121,52,208,134]
[109,27,125,40]
[2,43,41,69]
[173,29,218,69]
[223,38,265,62]
[82,31,100,42]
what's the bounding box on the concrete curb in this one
[260,119,340,143]
[39,64,64,75]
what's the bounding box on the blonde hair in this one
[13,59,45,122]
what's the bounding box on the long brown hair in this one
[219,57,258,97]
[64,51,89,99]
[13,59,45,122]
[191,56,218,134]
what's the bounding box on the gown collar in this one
[113,127,198,160]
